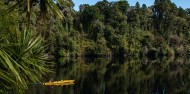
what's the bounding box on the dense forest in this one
[0,0,190,93]
[53,0,190,59]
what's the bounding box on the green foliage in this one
[0,30,49,92]
[1,0,190,92]
[2,0,189,59]
[58,49,67,57]
[178,7,188,17]
[89,20,105,41]
[113,0,129,14]
[127,9,140,28]
[81,37,111,57]
[80,5,104,31]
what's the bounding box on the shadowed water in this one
[25,57,190,94]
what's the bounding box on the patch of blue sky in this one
[72,0,190,11]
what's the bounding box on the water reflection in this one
[26,57,190,94]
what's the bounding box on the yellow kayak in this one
[43,80,75,86]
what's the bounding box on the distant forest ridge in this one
[52,0,190,58]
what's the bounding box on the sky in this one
[72,0,190,11]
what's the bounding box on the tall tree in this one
[140,4,149,30]
[80,5,103,31]
[153,0,175,33]
[186,8,190,14]
[127,9,140,28]
[95,0,109,22]
[178,7,188,18]
[135,2,141,13]
[113,0,129,15]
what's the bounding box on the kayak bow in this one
[43,80,74,86]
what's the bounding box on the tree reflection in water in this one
[26,57,190,94]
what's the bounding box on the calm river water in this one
[25,57,190,94]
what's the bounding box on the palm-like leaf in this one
[0,50,22,82]
[0,30,50,92]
